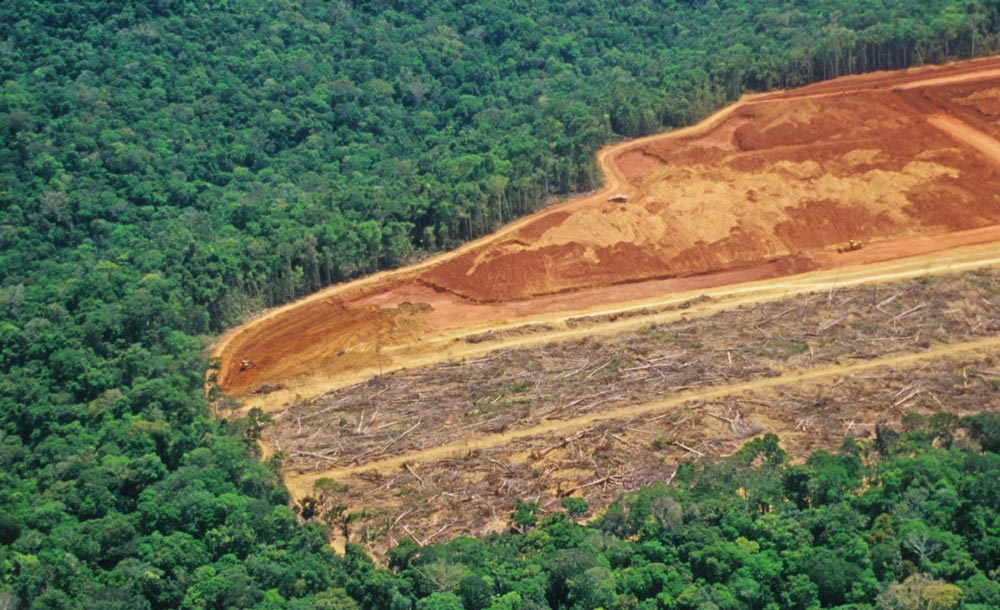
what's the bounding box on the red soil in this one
[214,57,1000,400]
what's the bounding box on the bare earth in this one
[278,269,1000,554]
[208,57,1000,553]
[214,57,1000,404]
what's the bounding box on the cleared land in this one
[277,272,1000,473]
[214,57,1000,403]
[279,268,1000,553]
[209,58,1000,553]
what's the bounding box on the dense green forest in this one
[2,0,1000,608]
[378,420,1000,610]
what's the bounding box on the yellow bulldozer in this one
[837,239,864,253]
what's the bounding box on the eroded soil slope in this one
[216,57,1000,400]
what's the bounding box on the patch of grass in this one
[315,478,350,494]
[507,381,530,394]
[651,435,673,451]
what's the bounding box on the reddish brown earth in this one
[214,57,1000,404]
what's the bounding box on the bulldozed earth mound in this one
[215,56,1000,406]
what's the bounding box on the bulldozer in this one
[837,239,863,253]
[239,358,255,371]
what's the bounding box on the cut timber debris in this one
[270,269,1000,558]
[273,269,1000,473]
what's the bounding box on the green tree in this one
[560,497,589,519]
[512,500,539,533]
[417,591,464,610]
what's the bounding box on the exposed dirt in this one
[274,271,1000,473]
[278,268,1000,555]
[213,57,1000,405]
[207,57,1000,556]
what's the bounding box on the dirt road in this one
[284,333,1000,492]
[213,56,1000,410]
[209,58,1000,550]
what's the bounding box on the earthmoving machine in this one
[607,193,629,202]
[239,358,255,371]
[837,240,864,253]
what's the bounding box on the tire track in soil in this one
[284,333,1000,493]
[927,113,1000,164]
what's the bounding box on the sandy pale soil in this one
[213,56,1000,405]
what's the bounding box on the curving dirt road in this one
[927,113,1000,163]
[213,56,1000,411]
[206,59,1000,551]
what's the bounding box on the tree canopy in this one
[1,0,1000,607]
